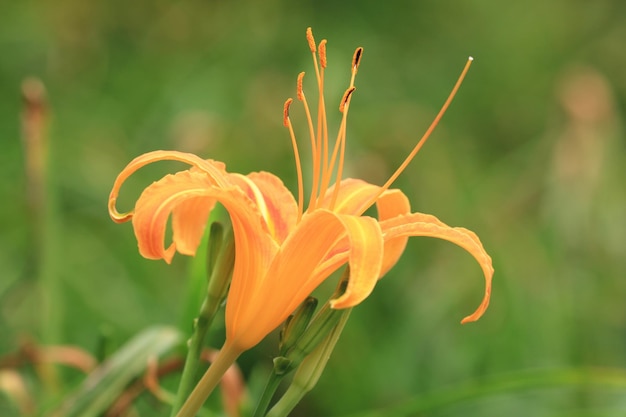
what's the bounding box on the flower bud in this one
[279,297,318,355]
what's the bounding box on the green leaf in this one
[51,326,182,417]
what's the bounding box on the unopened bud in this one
[206,224,235,313]
[281,277,348,366]
[279,297,318,355]
[206,222,224,278]
[267,309,352,417]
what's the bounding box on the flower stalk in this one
[170,223,235,416]
[266,309,351,417]
[252,271,350,417]
[175,342,243,417]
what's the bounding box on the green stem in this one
[176,343,242,417]
[267,310,351,417]
[22,78,61,397]
[171,225,235,416]
[264,383,301,417]
[257,273,352,417]
[170,297,221,416]
[252,371,285,417]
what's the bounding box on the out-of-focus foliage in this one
[1,0,625,416]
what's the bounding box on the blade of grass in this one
[51,326,181,417]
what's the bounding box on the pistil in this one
[362,56,474,213]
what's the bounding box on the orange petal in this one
[132,171,218,262]
[109,150,231,223]
[228,172,298,243]
[133,170,275,266]
[380,213,494,323]
[270,211,383,312]
[318,179,411,278]
[328,214,384,309]
[375,188,411,277]
[171,194,217,256]
[320,178,379,215]
[225,210,383,349]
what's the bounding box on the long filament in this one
[305,28,323,212]
[361,56,474,214]
[318,40,330,207]
[328,87,356,210]
[296,72,318,215]
[286,30,471,222]
[320,48,362,209]
[283,99,304,221]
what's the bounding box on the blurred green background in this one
[2,0,626,416]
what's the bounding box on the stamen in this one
[306,27,316,53]
[320,49,363,209]
[361,56,474,214]
[295,72,316,151]
[352,47,363,72]
[296,69,322,213]
[319,40,327,69]
[283,98,292,127]
[317,51,329,208]
[283,98,304,219]
[302,28,325,213]
[349,47,363,88]
[296,72,305,101]
[339,87,356,113]
[327,87,356,209]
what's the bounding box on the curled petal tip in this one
[460,272,492,324]
[328,292,365,310]
[460,316,478,325]
[328,297,349,310]
[108,197,133,223]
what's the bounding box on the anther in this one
[297,72,305,101]
[306,27,316,53]
[283,98,293,127]
[339,87,356,113]
[319,40,327,68]
[352,47,363,72]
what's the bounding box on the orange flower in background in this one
[108,28,493,356]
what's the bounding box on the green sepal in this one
[266,309,351,417]
[281,275,348,366]
[272,356,294,376]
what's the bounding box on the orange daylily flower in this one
[109,28,493,416]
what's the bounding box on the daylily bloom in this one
[109,28,493,416]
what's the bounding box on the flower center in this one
[283,27,473,221]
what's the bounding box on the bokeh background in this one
[2,0,626,416]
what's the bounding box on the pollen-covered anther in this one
[339,87,356,113]
[306,27,316,53]
[296,72,305,101]
[283,98,293,127]
[352,47,363,72]
[319,40,327,68]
